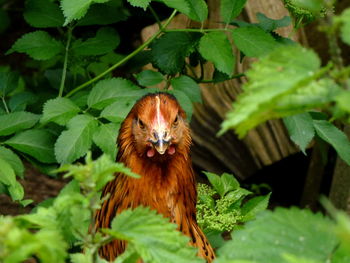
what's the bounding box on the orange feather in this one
[94,93,215,262]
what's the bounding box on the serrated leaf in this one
[136,70,164,87]
[171,75,202,103]
[313,120,350,165]
[0,146,24,178]
[232,26,279,57]
[93,123,120,159]
[217,207,338,263]
[283,112,315,154]
[7,31,63,60]
[71,27,120,56]
[199,32,235,75]
[220,0,247,24]
[220,45,321,137]
[100,97,137,122]
[87,78,139,109]
[24,0,64,28]
[41,97,80,126]
[60,0,110,25]
[127,0,151,10]
[105,207,203,263]
[151,32,200,75]
[0,111,40,136]
[169,90,193,121]
[5,129,56,163]
[55,115,98,164]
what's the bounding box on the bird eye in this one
[138,118,145,129]
[173,115,179,126]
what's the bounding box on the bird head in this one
[127,92,190,159]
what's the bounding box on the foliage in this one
[196,172,270,246]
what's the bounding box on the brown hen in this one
[94,92,215,262]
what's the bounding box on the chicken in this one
[94,92,215,262]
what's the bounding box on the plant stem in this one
[149,5,162,30]
[195,73,245,83]
[1,96,9,113]
[164,28,230,33]
[66,10,178,98]
[59,26,73,97]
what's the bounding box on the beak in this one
[150,129,170,155]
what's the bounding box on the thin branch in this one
[66,10,178,98]
[59,26,73,97]
[149,5,162,30]
[1,96,9,113]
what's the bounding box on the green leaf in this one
[256,13,291,32]
[127,0,151,10]
[9,92,38,112]
[283,112,315,154]
[0,71,19,97]
[100,97,137,122]
[0,146,24,178]
[220,0,247,24]
[160,0,190,18]
[171,75,202,103]
[7,31,63,60]
[232,26,279,57]
[55,115,98,164]
[71,27,120,56]
[186,0,208,22]
[60,0,110,25]
[220,45,321,137]
[151,32,200,75]
[105,207,203,263]
[136,70,164,87]
[199,32,235,75]
[24,0,64,28]
[0,111,40,136]
[339,8,350,45]
[217,207,338,263]
[0,158,24,201]
[170,90,193,121]
[241,193,270,221]
[313,120,350,165]
[5,129,56,163]
[8,180,25,201]
[87,78,139,109]
[92,123,120,160]
[204,171,225,197]
[221,173,240,194]
[41,97,80,125]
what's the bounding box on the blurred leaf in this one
[24,0,64,28]
[41,97,80,126]
[7,31,63,60]
[339,8,350,45]
[5,129,56,163]
[87,78,139,110]
[169,90,193,121]
[9,92,38,112]
[60,0,110,25]
[136,70,164,87]
[0,146,24,178]
[0,71,19,97]
[256,13,291,32]
[217,207,338,263]
[232,26,279,57]
[220,45,321,137]
[71,27,120,56]
[105,207,203,263]
[151,32,200,75]
[241,193,271,222]
[0,158,24,201]
[220,0,247,24]
[313,120,350,165]
[283,112,315,154]
[171,75,202,103]
[199,32,235,76]
[0,111,40,136]
[92,122,120,160]
[55,115,98,164]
